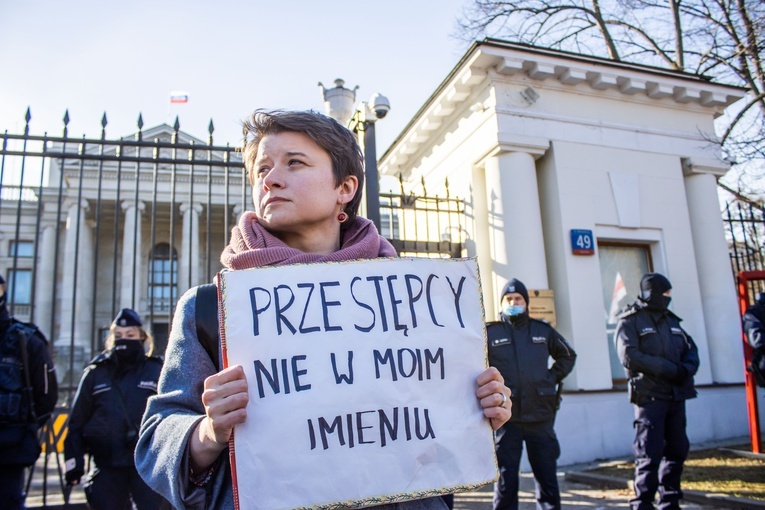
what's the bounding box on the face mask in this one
[503,305,525,317]
[113,339,145,362]
[645,294,671,311]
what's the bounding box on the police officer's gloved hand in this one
[65,468,83,486]
[65,457,84,486]
[674,363,689,383]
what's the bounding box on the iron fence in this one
[723,200,765,299]
[1,110,465,506]
[0,110,465,389]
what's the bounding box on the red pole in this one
[737,270,764,453]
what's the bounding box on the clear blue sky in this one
[0,0,473,155]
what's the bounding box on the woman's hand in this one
[475,367,512,431]
[190,365,249,471]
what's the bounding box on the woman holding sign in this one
[136,109,511,510]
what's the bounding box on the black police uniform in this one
[615,273,699,510]
[0,277,58,510]
[743,294,765,387]
[64,343,165,510]
[487,280,576,510]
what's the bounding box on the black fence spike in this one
[208,119,215,134]
[173,116,180,132]
[101,112,108,128]
[24,107,31,135]
[137,113,144,130]
[63,109,70,126]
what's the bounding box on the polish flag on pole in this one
[607,272,628,324]
[169,91,189,104]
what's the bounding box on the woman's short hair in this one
[242,109,365,228]
[104,324,155,357]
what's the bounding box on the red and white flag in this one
[169,91,189,104]
[607,272,628,324]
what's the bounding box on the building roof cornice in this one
[380,39,747,173]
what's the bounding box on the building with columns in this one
[379,39,755,465]
[0,124,244,386]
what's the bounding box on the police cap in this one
[113,308,142,327]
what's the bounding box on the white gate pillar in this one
[120,200,145,309]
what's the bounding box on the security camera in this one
[369,93,391,119]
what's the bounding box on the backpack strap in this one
[195,284,220,371]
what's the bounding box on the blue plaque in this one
[571,229,595,255]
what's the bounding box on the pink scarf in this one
[220,212,397,270]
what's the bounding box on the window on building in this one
[379,198,400,239]
[148,243,178,306]
[597,243,652,388]
[9,240,34,257]
[6,269,32,305]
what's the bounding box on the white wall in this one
[552,386,760,468]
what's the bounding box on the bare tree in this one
[455,0,765,197]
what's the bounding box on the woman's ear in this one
[337,175,358,205]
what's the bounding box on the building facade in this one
[379,39,758,464]
[0,124,246,389]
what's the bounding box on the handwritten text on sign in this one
[220,258,497,510]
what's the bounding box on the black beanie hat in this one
[639,273,672,303]
[113,308,142,327]
[501,278,529,305]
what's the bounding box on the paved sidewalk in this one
[24,473,745,510]
[25,453,760,509]
[453,471,725,510]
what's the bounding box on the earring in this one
[337,211,348,223]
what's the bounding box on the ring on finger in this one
[498,392,507,408]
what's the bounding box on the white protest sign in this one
[219,257,497,510]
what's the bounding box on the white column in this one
[180,202,202,292]
[471,166,495,319]
[34,223,57,338]
[57,199,93,371]
[484,151,549,299]
[78,219,95,354]
[683,163,742,383]
[230,204,244,246]
[120,200,145,309]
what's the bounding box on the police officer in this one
[615,273,699,510]
[487,279,576,510]
[0,274,58,510]
[64,308,167,510]
[743,292,765,387]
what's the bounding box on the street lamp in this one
[319,79,390,231]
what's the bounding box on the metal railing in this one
[1,108,465,386]
[724,200,765,299]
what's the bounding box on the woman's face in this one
[113,326,143,341]
[252,131,357,242]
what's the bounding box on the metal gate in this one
[1,111,466,394]
[724,200,765,298]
